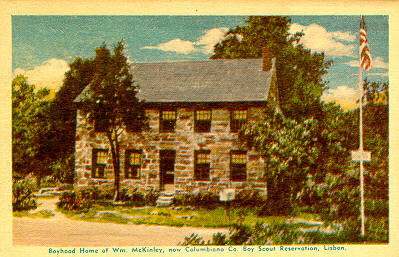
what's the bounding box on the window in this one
[195,150,211,180]
[92,149,107,178]
[125,150,141,179]
[231,110,247,132]
[230,150,247,181]
[160,110,177,132]
[195,110,212,133]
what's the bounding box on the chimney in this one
[262,47,272,71]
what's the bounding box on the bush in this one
[179,222,304,245]
[56,190,92,212]
[12,180,37,211]
[180,218,388,245]
[119,188,145,207]
[58,184,74,191]
[40,176,59,188]
[232,189,265,208]
[58,186,159,210]
[52,156,75,184]
[173,192,219,210]
[144,189,159,206]
[365,198,388,217]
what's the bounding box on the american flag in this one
[360,16,372,71]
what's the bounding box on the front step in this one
[156,191,175,207]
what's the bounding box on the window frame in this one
[194,150,211,181]
[230,150,247,182]
[160,110,177,132]
[230,109,248,133]
[125,149,142,179]
[194,109,212,133]
[92,149,108,178]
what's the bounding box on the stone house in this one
[74,50,280,195]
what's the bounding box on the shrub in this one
[365,198,388,217]
[179,222,303,245]
[56,190,92,212]
[232,189,265,208]
[109,188,159,207]
[58,184,74,191]
[180,218,388,245]
[12,180,37,211]
[173,192,219,210]
[120,188,145,207]
[144,189,159,206]
[40,176,59,188]
[52,155,75,184]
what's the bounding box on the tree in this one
[46,58,96,183]
[12,75,52,187]
[211,16,332,121]
[362,79,388,200]
[79,41,148,201]
[240,110,319,214]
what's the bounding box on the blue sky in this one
[12,15,389,110]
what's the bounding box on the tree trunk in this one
[36,172,42,189]
[107,130,121,202]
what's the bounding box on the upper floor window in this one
[194,110,212,133]
[194,150,211,181]
[92,149,107,178]
[231,110,247,132]
[230,150,247,181]
[125,150,141,179]
[160,110,177,132]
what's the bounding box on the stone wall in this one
[75,107,267,195]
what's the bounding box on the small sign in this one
[351,150,371,162]
[219,188,235,201]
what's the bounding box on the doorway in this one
[159,150,176,191]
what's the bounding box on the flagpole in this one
[358,15,365,238]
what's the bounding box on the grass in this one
[59,204,302,228]
[34,195,57,199]
[13,210,54,219]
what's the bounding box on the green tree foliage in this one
[342,79,388,199]
[12,75,52,187]
[240,111,319,214]
[211,16,332,121]
[362,79,388,200]
[46,58,95,183]
[79,41,148,201]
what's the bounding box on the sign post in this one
[219,188,235,223]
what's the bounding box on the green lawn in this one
[59,203,320,228]
[13,210,54,219]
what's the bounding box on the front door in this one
[160,150,175,191]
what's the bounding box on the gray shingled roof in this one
[75,58,275,103]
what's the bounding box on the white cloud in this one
[321,85,359,110]
[342,60,359,67]
[13,58,70,92]
[141,27,229,55]
[142,38,196,54]
[195,27,229,54]
[289,23,355,57]
[342,56,388,70]
[368,71,389,77]
[330,31,356,42]
[373,57,389,69]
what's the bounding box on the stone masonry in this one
[75,107,267,195]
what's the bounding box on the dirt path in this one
[13,197,229,246]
